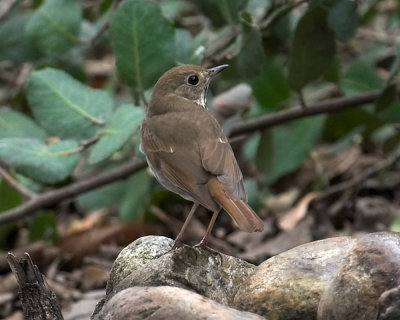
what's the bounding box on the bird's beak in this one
[208,64,229,77]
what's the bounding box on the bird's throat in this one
[195,91,206,108]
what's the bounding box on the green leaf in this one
[0,138,79,184]
[0,108,47,140]
[323,109,382,140]
[160,0,192,21]
[0,13,41,62]
[0,179,23,212]
[323,56,341,83]
[243,133,261,161]
[175,29,194,64]
[29,211,58,243]
[377,101,400,124]
[251,62,290,109]
[25,0,81,56]
[235,11,266,78]
[195,0,248,26]
[375,84,397,113]
[27,68,113,140]
[0,180,21,248]
[327,0,359,41]
[288,7,336,91]
[89,105,144,164]
[110,0,175,91]
[386,42,400,85]
[120,170,153,221]
[76,180,127,211]
[181,28,208,65]
[256,115,326,184]
[217,0,249,24]
[341,60,383,94]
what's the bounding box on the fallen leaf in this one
[278,191,320,231]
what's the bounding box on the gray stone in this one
[106,236,173,295]
[113,245,255,306]
[377,284,400,320]
[317,232,400,320]
[94,286,264,320]
[234,236,356,319]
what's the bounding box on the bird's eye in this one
[187,75,199,85]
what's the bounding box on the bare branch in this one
[230,89,388,137]
[86,20,110,47]
[64,133,102,155]
[0,161,147,224]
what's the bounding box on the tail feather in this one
[208,178,264,232]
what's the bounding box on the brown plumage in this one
[140,64,263,247]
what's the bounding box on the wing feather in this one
[200,135,246,201]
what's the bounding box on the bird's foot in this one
[193,240,223,263]
[172,239,187,250]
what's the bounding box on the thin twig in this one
[0,161,147,224]
[0,64,32,103]
[76,133,102,153]
[260,0,306,30]
[55,133,102,156]
[230,89,390,137]
[317,147,400,200]
[83,0,121,46]
[86,21,110,47]
[205,27,238,60]
[0,165,36,198]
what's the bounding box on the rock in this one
[92,236,173,319]
[93,286,263,320]
[234,236,356,319]
[106,236,173,295]
[317,232,400,320]
[113,245,255,306]
[95,232,400,320]
[210,83,252,124]
[377,284,400,320]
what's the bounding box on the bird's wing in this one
[141,120,217,210]
[140,120,173,154]
[200,132,247,201]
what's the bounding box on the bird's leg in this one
[172,202,199,249]
[195,208,221,249]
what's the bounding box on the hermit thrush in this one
[140,64,264,248]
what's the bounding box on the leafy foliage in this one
[0,0,398,229]
[110,0,175,91]
[89,104,144,164]
[256,115,327,184]
[27,68,114,140]
[288,6,336,92]
[0,108,47,140]
[0,138,79,183]
[26,0,81,56]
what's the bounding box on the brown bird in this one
[140,64,264,248]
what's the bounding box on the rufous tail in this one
[208,178,264,232]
